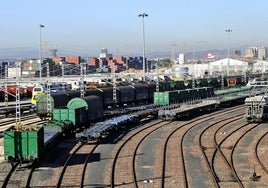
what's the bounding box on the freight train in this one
[35,84,155,120]
[4,76,249,163]
[33,76,247,120]
[4,85,217,163]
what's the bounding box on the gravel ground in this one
[135,123,167,187]
[84,142,115,188]
[184,120,213,188]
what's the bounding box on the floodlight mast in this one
[225,29,232,76]
[138,13,148,81]
[39,24,45,79]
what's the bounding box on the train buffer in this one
[158,99,218,120]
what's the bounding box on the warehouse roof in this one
[209,58,248,66]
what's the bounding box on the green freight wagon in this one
[4,126,44,162]
[154,91,180,105]
[53,107,87,126]
[154,92,166,105]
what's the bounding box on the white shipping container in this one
[8,68,21,78]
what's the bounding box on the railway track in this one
[199,114,246,187]
[110,120,171,187]
[55,142,99,187]
[255,131,268,174]
[106,105,248,187]
[2,104,268,187]
[198,108,268,187]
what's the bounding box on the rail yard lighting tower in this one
[39,24,44,79]
[225,29,232,76]
[138,13,148,81]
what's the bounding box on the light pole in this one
[39,24,44,79]
[138,13,148,81]
[225,29,232,76]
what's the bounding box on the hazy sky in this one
[1,0,268,58]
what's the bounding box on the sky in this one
[1,0,268,58]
